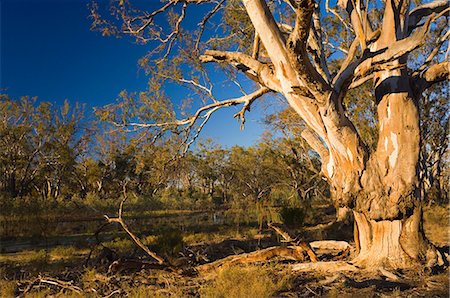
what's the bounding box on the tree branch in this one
[301,129,329,162]
[408,0,449,33]
[104,185,165,264]
[353,16,434,80]
[200,50,280,91]
[414,61,450,92]
[286,0,332,98]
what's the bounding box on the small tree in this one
[91,0,449,269]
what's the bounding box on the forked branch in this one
[104,185,165,264]
[200,50,280,91]
[408,0,449,32]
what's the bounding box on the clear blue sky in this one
[1,0,271,147]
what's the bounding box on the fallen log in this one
[291,261,358,273]
[21,277,83,296]
[197,246,307,273]
[309,240,351,251]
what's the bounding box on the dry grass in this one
[49,245,78,260]
[201,265,284,298]
[183,227,260,246]
[0,280,17,297]
[0,249,47,265]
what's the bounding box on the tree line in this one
[0,95,332,221]
[1,92,446,221]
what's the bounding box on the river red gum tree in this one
[93,0,449,269]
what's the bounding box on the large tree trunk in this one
[238,0,448,269]
[353,208,443,269]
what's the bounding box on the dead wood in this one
[21,277,83,296]
[268,222,318,262]
[309,240,351,251]
[268,222,297,242]
[291,261,359,273]
[196,246,308,273]
[104,185,165,265]
[344,277,414,291]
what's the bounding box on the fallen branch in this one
[267,222,296,242]
[291,261,359,273]
[104,185,165,265]
[108,258,179,274]
[22,277,83,296]
[197,246,308,273]
[268,222,318,262]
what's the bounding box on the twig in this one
[21,277,83,296]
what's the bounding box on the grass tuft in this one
[201,265,283,298]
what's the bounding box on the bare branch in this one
[413,29,449,76]
[233,87,271,129]
[333,38,359,93]
[195,0,225,51]
[105,185,165,264]
[353,16,434,80]
[286,0,332,98]
[200,50,280,91]
[308,8,332,83]
[326,0,353,31]
[408,0,449,32]
[252,32,260,59]
[414,61,450,92]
